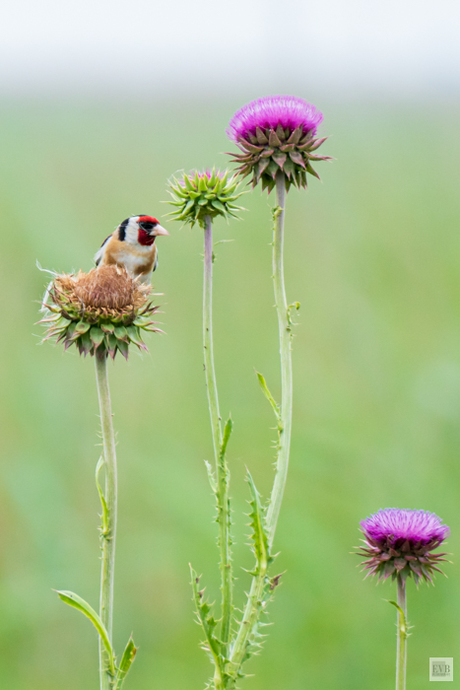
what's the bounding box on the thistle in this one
[357,508,450,585]
[170,100,329,689]
[39,262,162,689]
[167,168,244,228]
[40,264,160,359]
[227,95,331,192]
[167,169,246,689]
[356,508,450,690]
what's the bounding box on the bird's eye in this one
[139,221,155,231]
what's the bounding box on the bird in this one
[94,215,169,284]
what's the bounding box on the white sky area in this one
[1,0,459,97]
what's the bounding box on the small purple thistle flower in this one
[357,508,450,585]
[227,95,323,144]
[227,95,330,192]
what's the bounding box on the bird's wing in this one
[94,234,112,266]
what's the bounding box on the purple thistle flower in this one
[226,95,330,193]
[227,96,323,144]
[357,508,450,585]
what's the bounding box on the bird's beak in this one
[154,225,169,236]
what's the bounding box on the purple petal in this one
[227,95,323,143]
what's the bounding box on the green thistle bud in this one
[40,265,161,359]
[166,168,245,228]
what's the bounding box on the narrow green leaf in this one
[114,636,138,690]
[255,371,280,419]
[55,590,116,673]
[388,600,406,618]
[220,417,233,461]
[95,457,109,537]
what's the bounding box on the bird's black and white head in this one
[118,215,169,246]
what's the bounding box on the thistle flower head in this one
[166,168,245,228]
[227,95,331,192]
[357,508,450,585]
[40,265,160,359]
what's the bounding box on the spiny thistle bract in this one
[167,168,245,228]
[40,264,160,359]
[227,95,331,192]
[356,508,450,585]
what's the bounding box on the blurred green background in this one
[1,97,460,690]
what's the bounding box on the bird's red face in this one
[136,216,169,246]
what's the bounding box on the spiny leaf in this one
[246,472,272,575]
[190,566,224,672]
[55,590,116,674]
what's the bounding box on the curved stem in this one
[266,172,292,549]
[203,216,232,654]
[95,352,118,690]
[396,576,407,690]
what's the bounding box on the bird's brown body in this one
[101,235,158,280]
[95,215,168,285]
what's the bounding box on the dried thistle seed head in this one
[40,265,161,359]
[356,508,450,586]
[227,95,331,193]
[166,168,245,228]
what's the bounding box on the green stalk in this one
[95,352,118,690]
[395,576,407,690]
[266,172,292,547]
[228,172,293,679]
[203,215,233,656]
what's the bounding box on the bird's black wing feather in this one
[95,234,112,266]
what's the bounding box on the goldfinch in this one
[95,215,169,284]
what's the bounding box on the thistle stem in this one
[396,575,407,690]
[228,173,293,680]
[95,352,118,690]
[395,576,407,690]
[203,215,232,655]
[266,172,292,548]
